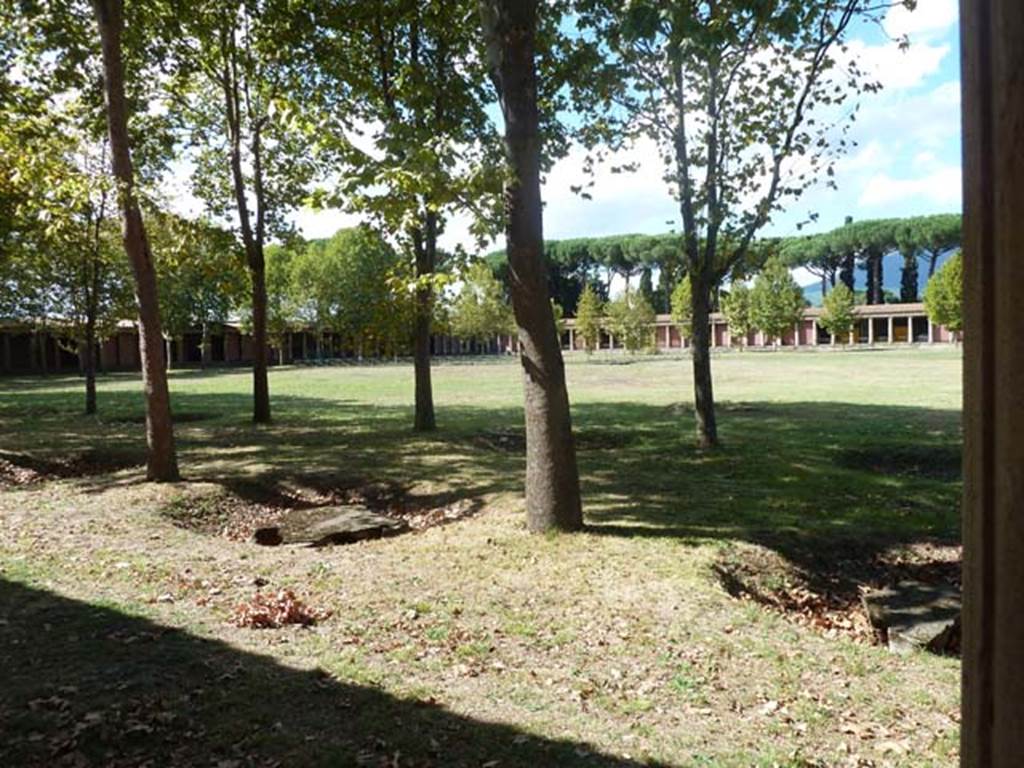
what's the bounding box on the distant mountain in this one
[800,249,956,306]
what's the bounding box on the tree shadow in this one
[0,377,962,583]
[0,578,659,767]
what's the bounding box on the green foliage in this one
[291,227,410,354]
[450,262,514,342]
[573,284,604,353]
[749,259,805,345]
[923,251,963,334]
[150,213,247,344]
[0,96,134,348]
[819,283,857,343]
[720,284,753,347]
[670,277,692,337]
[606,292,656,353]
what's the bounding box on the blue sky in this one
[291,0,961,284]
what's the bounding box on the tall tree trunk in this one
[840,253,855,291]
[84,319,97,415]
[900,251,919,302]
[250,262,271,421]
[689,270,718,448]
[222,32,271,423]
[412,215,437,432]
[200,321,211,368]
[482,0,583,532]
[92,0,178,481]
[872,252,885,304]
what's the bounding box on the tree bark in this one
[92,0,178,481]
[839,253,855,291]
[960,0,1024,762]
[222,28,270,423]
[900,251,919,302]
[83,325,97,415]
[689,271,718,448]
[200,321,211,368]
[482,0,583,533]
[412,216,437,432]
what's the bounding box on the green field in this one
[0,348,962,766]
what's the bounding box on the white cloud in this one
[842,37,949,91]
[884,0,958,41]
[540,137,679,240]
[858,165,961,207]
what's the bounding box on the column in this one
[793,322,802,347]
[927,319,935,344]
[608,332,615,350]
[961,1,1024,763]
[664,324,671,349]
[568,328,575,351]
[812,320,819,346]
[867,317,875,344]
[830,333,836,346]
[888,316,895,344]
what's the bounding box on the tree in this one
[780,232,841,298]
[150,213,247,368]
[315,0,502,431]
[92,0,178,480]
[819,282,856,343]
[263,243,303,365]
[912,213,961,279]
[606,292,656,353]
[296,227,407,358]
[2,99,135,411]
[670,276,692,338]
[720,283,752,348]
[481,0,583,532]
[170,2,320,423]
[923,250,963,337]
[579,0,901,447]
[450,261,514,344]
[749,258,805,346]
[573,283,604,353]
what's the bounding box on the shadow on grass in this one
[0,379,962,581]
[0,578,657,768]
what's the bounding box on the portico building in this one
[560,301,957,352]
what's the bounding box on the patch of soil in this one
[712,540,961,647]
[161,477,482,543]
[0,450,141,487]
[835,445,962,481]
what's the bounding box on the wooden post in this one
[960,1,1024,764]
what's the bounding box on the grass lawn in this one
[0,348,962,767]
